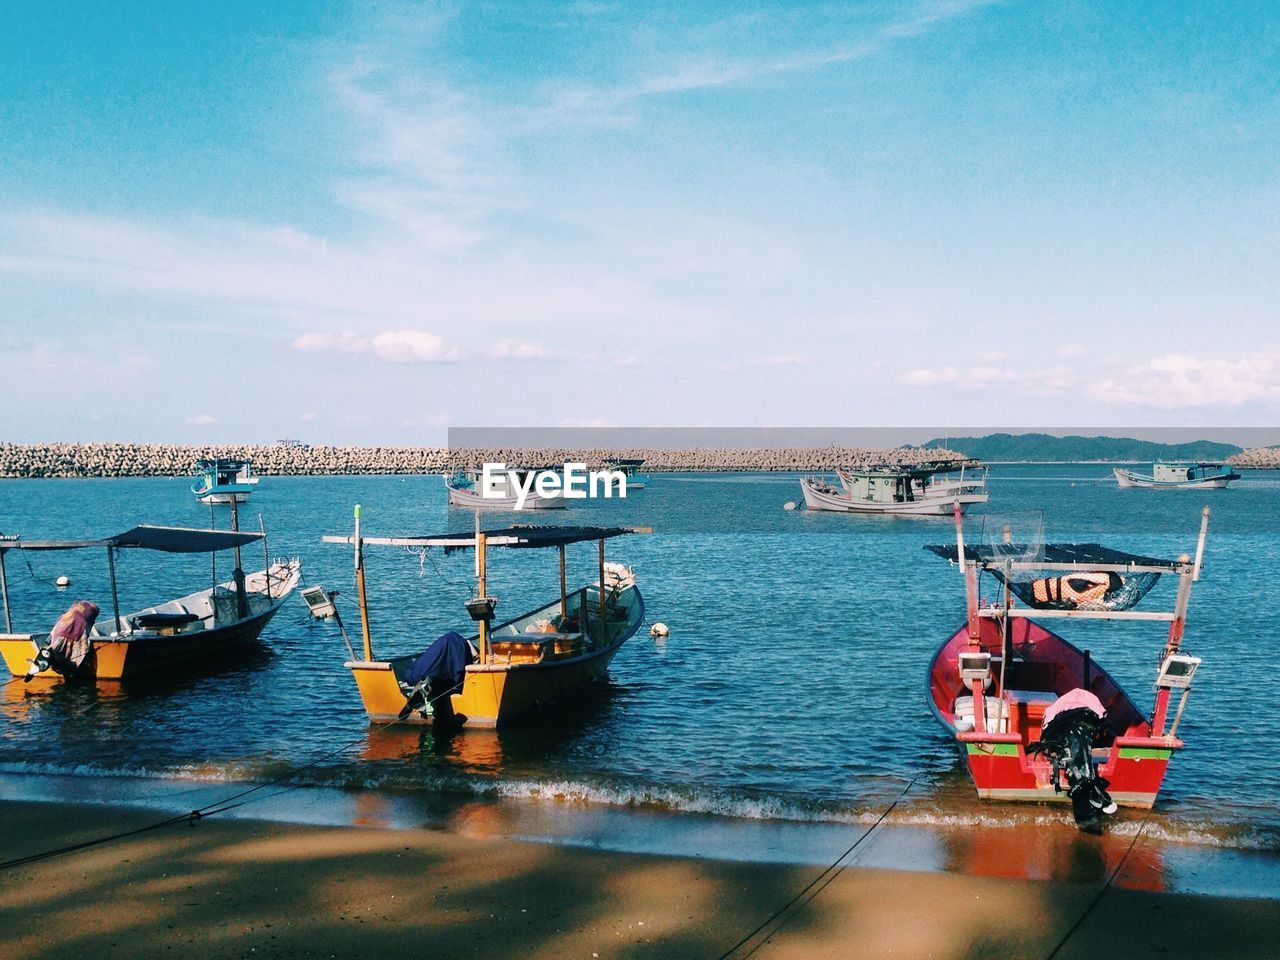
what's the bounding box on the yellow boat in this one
[0,525,300,683]
[320,508,647,728]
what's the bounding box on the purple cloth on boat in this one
[1042,688,1107,727]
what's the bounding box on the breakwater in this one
[0,443,967,479]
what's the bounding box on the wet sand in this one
[2,800,1278,960]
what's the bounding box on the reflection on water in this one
[1,468,1279,852]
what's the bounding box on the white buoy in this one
[55,575,71,588]
[650,622,669,638]
[783,501,797,511]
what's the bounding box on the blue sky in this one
[2,1,1277,443]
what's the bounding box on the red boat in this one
[925,507,1210,827]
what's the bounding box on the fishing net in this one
[989,567,1162,612]
[926,513,1169,612]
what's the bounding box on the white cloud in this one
[1090,352,1280,409]
[291,329,460,364]
[901,366,960,385]
[491,338,552,360]
[753,353,811,367]
[186,414,216,425]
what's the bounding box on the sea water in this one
[1,465,1278,855]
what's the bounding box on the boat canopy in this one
[323,524,643,551]
[925,542,1181,571]
[2,525,264,553]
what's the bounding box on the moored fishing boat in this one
[444,467,567,510]
[801,459,988,515]
[1114,461,1240,489]
[924,506,1210,828]
[191,457,259,503]
[602,457,649,489]
[318,508,646,728]
[0,525,300,683]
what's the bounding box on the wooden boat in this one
[321,509,645,728]
[1114,461,1240,489]
[801,459,988,515]
[444,467,567,510]
[191,457,259,503]
[924,506,1210,826]
[602,457,649,490]
[0,524,299,683]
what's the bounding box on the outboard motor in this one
[26,600,100,682]
[397,631,475,727]
[1029,688,1118,830]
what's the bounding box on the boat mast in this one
[229,497,248,620]
[477,526,489,664]
[259,514,272,600]
[354,504,373,660]
[0,540,12,632]
[597,538,606,645]
[1152,507,1209,736]
[106,546,122,636]
[559,544,567,620]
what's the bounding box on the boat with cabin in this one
[603,457,649,490]
[191,457,259,503]
[0,525,300,683]
[318,509,645,727]
[1113,461,1240,489]
[444,467,567,510]
[801,459,989,515]
[924,506,1210,828]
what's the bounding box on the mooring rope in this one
[1043,816,1151,959]
[0,686,457,873]
[714,772,922,960]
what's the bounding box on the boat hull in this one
[927,617,1180,810]
[194,488,254,504]
[347,584,643,727]
[1113,468,1238,489]
[801,478,986,515]
[446,487,566,510]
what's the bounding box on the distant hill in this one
[919,433,1242,463]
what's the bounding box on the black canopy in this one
[439,525,638,553]
[925,542,1179,570]
[5,525,264,553]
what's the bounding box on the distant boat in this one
[321,511,646,727]
[444,467,566,510]
[0,525,300,683]
[800,459,989,515]
[924,506,1210,829]
[191,458,258,503]
[602,457,649,490]
[1113,461,1240,489]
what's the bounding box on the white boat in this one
[802,460,989,515]
[1113,462,1240,489]
[191,458,258,504]
[444,468,567,510]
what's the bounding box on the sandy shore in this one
[2,801,1278,959]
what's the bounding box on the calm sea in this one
[2,465,1278,850]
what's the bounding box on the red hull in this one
[928,617,1181,808]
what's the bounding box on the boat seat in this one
[953,694,1010,733]
[132,612,200,629]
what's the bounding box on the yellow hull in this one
[347,641,626,728]
[0,634,129,681]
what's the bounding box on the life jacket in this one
[1031,572,1120,607]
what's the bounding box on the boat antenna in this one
[0,535,13,633]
